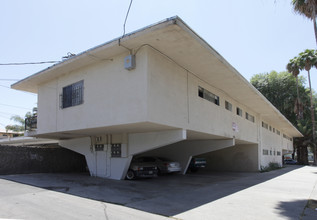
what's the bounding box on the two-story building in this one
[12,17,301,180]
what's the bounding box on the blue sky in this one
[0,0,316,129]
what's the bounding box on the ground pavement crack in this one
[300,179,317,219]
[101,202,109,220]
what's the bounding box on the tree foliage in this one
[251,71,317,164]
[292,0,317,20]
[286,49,317,164]
[5,111,34,132]
[5,107,38,133]
[5,115,26,132]
[250,71,310,125]
[292,0,317,45]
[287,49,317,73]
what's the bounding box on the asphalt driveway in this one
[1,165,317,219]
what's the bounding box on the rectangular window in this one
[262,122,268,129]
[276,129,280,135]
[273,128,275,133]
[225,101,232,111]
[246,112,255,122]
[236,107,242,116]
[283,134,292,141]
[277,151,281,156]
[198,86,219,106]
[263,149,269,155]
[61,80,84,109]
[269,126,272,131]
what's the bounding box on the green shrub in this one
[260,162,282,172]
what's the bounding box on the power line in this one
[0,115,11,120]
[0,84,37,96]
[0,122,7,127]
[0,111,24,120]
[0,61,59,66]
[0,111,16,116]
[0,103,32,110]
[0,85,10,89]
[0,79,19,81]
[122,0,133,36]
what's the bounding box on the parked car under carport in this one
[126,157,158,180]
[132,156,182,175]
[187,157,206,172]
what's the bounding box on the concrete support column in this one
[59,137,95,176]
[59,130,186,180]
[59,137,132,180]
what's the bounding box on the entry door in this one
[95,146,108,178]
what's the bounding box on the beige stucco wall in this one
[144,46,293,169]
[37,50,148,135]
[146,48,189,128]
[38,80,58,134]
[36,46,294,174]
[146,47,258,143]
[260,123,293,167]
[37,46,294,150]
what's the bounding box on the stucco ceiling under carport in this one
[12,16,301,137]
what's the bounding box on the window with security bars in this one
[61,80,84,109]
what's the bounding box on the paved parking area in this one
[1,165,317,219]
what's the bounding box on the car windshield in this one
[143,157,156,162]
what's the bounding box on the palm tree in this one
[286,57,303,119]
[5,115,25,132]
[295,118,314,164]
[292,0,317,46]
[298,50,317,162]
[288,49,317,164]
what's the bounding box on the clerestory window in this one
[236,107,243,117]
[198,86,219,106]
[225,101,232,111]
[245,112,255,122]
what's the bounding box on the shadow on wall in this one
[200,144,259,172]
[0,145,87,175]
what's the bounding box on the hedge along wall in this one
[0,145,87,175]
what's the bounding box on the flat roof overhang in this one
[11,16,302,138]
